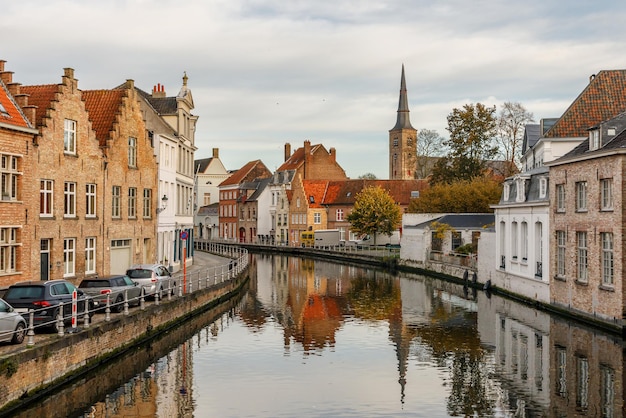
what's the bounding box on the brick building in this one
[389,65,417,180]
[0,61,38,287]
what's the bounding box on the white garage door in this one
[110,239,132,274]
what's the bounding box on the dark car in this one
[3,280,94,332]
[78,275,143,313]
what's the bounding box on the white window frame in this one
[556,184,565,212]
[1,154,20,201]
[575,181,587,212]
[63,238,76,277]
[556,230,566,277]
[511,221,518,260]
[600,178,613,210]
[576,231,588,282]
[589,129,600,151]
[64,119,77,154]
[112,186,121,218]
[128,137,137,168]
[85,237,96,274]
[314,212,321,224]
[539,177,547,198]
[601,232,614,286]
[0,227,19,273]
[40,179,53,216]
[521,221,528,261]
[86,183,96,218]
[143,188,151,218]
[64,182,76,217]
[128,187,137,218]
[336,209,344,221]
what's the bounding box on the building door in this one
[40,239,50,281]
[110,239,132,274]
[239,227,246,243]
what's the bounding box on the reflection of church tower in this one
[389,65,418,180]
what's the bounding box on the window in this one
[451,231,462,250]
[336,209,344,221]
[556,347,567,397]
[556,184,565,212]
[521,221,528,261]
[407,138,413,146]
[1,154,20,201]
[503,184,510,200]
[576,356,589,410]
[600,366,615,418]
[577,231,588,282]
[112,186,121,218]
[314,212,321,224]
[393,138,398,147]
[64,119,76,154]
[589,129,600,150]
[575,181,587,211]
[601,232,614,286]
[143,189,151,218]
[64,182,76,217]
[85,237,96,274]
[40,179,53,216]
[128,137,137,167]
[86,183,96,218]
[296,197,300,208]
[511,221,518,259]
[539,177,547,198]
[63,238,75,277]
[601,178,613,210]
[499,221,506,269]
[128,187,136,218]
[556,230,566,277]
[203,193,211,206]
[0,227,19,273]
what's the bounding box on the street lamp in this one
[156,195,168,214]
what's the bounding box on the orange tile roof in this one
[277,143,322,171]
[82,89,126,145]
[220,160,269,186]
[1,82,36,129]
[546,70,626,138]
[302,180,329,208]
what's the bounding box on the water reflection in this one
[11,254,626,417]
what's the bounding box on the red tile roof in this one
[82,89,126,145]
[1,82,35,129]
[320,179,428,206]
[220,160,270,186]
[546,70,626,138]
[277,143,322,171]
[302,180,329,208]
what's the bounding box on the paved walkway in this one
[0,250,234,356]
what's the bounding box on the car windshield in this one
[126,269,152,279]
[79,280,109,288]
[5,286,45,299]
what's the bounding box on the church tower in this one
[389,65,417,180]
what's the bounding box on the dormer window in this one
[589,129,600,151]
[516,178,526,202]
[539,177,547,198]
[503,184,510,200]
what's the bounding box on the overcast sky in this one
[4,0,626,179]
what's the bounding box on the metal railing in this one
[429,250,477,269]
[4,245,248,348]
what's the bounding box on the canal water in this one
[11,253,625,417]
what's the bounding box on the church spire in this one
[391,64,415,131]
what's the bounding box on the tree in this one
[347,185,401,244]
[416,129,446,179]
[358,172,378,180]
[431,103,499,184]
[408,176,502,213]
[496,102,534,175]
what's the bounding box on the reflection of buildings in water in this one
[549,318,622,418]
[174,340,195,417]
[478,292,551,415]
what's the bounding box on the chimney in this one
[329,147,336,162]
[284,143,291,161]
[212,148,219,158]
[0,60,4,72]
[152,83,166,98]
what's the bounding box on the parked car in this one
[3,280,94,332]
[126,264,175,298]
[78,275,143,313]
[0,298,26,344]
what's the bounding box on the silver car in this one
[78,275,143,313]
[126,264,175,298]
[0,298,26,344]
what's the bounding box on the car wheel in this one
[11,322,25,344]
[114,295,124,313]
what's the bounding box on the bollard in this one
[124,290,130,315]
[105,294,111,322]
[57,308,64,337]
[155,289,160,306]
[83,300,90,329]
[26,310,35,347]
[168,282,172,301]
[140,291,146,310]
[178,282,183,297]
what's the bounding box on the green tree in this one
[347,185,401,244]
[358,172,378,180]
[431,103,498,184]
[408,176,502,213]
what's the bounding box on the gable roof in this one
[545,70,626,138]
[82,89,126,145]
[321,179,429,206]
[0,80,34,130]
[409,214,495,230]
[277,143,323,171]
[521,124,541,154]
[302,180,330,208]
[219,159,270,187]
[195,157,214,174]
[19,84,58,128]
